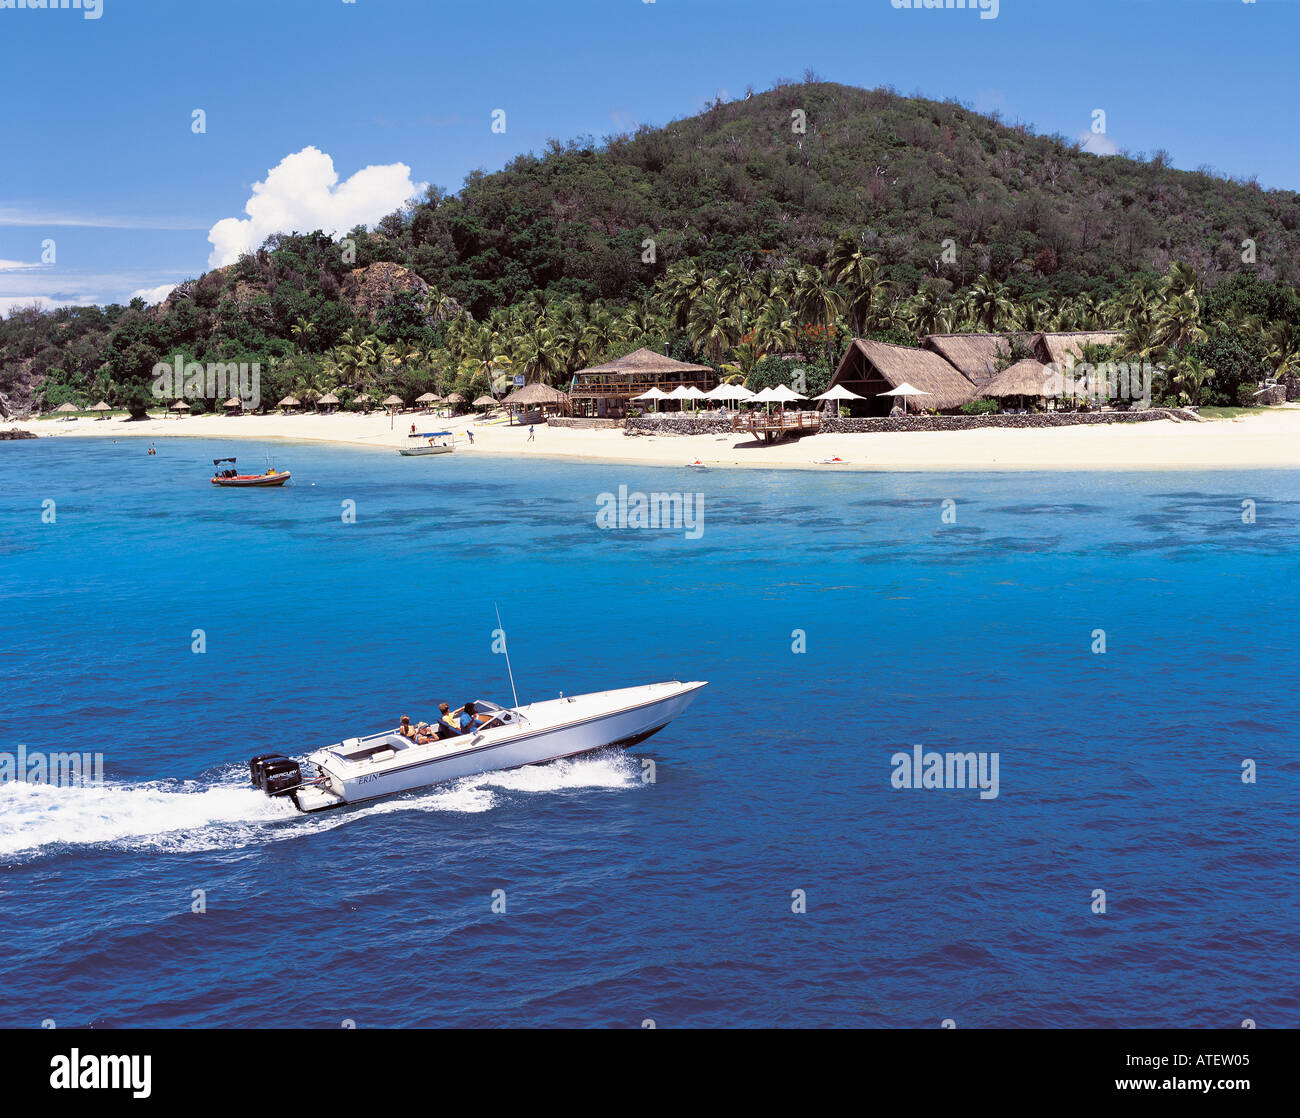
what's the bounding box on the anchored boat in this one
[398,431,455,455]
[249,680,706,812]
[211,457,291,487]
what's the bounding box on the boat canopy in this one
[409,431,452,438]
[213,457,236,466]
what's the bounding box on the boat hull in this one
[293,681,704,812]
[212,471,291,487]
[397,446,454,456]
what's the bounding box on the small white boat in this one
[250,680,706,812]
[398,430,455,455]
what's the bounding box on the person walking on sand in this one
[527,425,535,442]
[467,429,474,445]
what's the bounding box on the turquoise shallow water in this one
[0,435,1297,1027]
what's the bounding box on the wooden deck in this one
[732,411,822,443]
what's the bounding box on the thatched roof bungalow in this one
[501,381,573,420]
[1034,331,1124,368]
[570,347,714,418]
[981,359,1052,403]
[829,340,977,415]
[923,333,1037,388]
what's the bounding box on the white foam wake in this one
[0,753,642,860]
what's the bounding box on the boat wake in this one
[0,753,642,861]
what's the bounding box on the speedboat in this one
[211,457,291,486]
[249,680,706,812]
[399,431,455,455]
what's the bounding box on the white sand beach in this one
[10,406,1300,472]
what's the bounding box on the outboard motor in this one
[249,753,302,795]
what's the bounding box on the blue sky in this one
[1,0,1296,311]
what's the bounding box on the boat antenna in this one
[495,603,520,709]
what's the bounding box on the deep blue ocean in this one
[0,435,1296,1028]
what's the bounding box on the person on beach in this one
[467,430,474,445]
[527,425,535,442]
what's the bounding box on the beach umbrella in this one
[351,394,373,410]
[381,394,404,409]
[633,386,669,414]
[90,401,112,419]
[415,391,438,404]
[444,392,465,405]
[766,385,807,413]
[222,397,242,411]
[877,382,931,415]
[667,384,706,415]
[814,385,865,403]
[473,395,496,409]
[316,393,340,413]
[54,401,80,414]
[169,399,190,414]
[277,395,300,413]
[814,384,864,418]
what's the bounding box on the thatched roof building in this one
[923,333,1037,388]
[1034,331,1124,368]
[501,382,572,414]
[571,347,714,418]
[829,340,976,414]
[981,359,1052,399]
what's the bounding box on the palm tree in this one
[826,234,883,337]
[791,265,844,363]
[1264,321,1300,379]
[687,292,738,364]
[290,316,316,353]
[1153,293,1207,352]
[966,275,1015,333]
[1172,354,1214,405]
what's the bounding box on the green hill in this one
[4,79,1300,414]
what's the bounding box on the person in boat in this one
[436,702,461,738]
[414,721,439,744]
[455,702,496,734]
[398,715,418,740]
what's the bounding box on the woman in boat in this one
[398,715,418,740]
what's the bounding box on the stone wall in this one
[819,409,1187,434]
[625,415,734,436]
[548,417,624,429]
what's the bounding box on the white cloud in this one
[1078,130,1120,156]
[129,283,177,305]
[0,207,206,230]
[0,258,40,271]
[206,147,425,268]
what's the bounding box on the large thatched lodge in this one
[565,333,1123,417]
[829,331,1123,415]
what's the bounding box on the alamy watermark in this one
[1044,361,1157,408]
[1,744,105,787]
[152,355,261,410]
[891,745,1000,800]
[0,0,102,18]
[596,484,705,539]
[890,0,999,21]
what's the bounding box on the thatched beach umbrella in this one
[222,397,242,412]
[473,395,496,409]
[277,395,300,414]
[169,399,191,416]
[381,394,404,409]
[90,401,112,419]
[54,401,80,415]
[444,391,465,406]
[317,392,340,414]
[351,394,373,411]
[415,391,438,405]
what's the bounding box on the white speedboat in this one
[249,680,706,812]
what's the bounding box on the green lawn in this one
[1196,406,1270,420]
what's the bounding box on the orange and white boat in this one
[210,457,291,487]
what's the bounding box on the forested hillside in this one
[4,79,1299,414]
